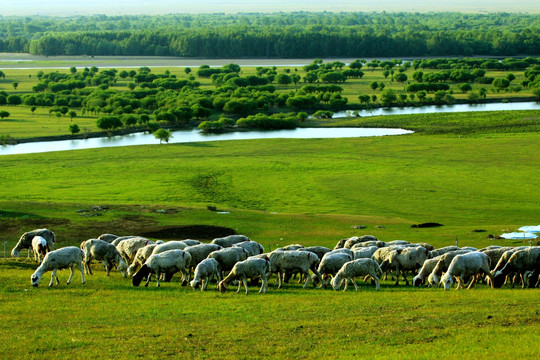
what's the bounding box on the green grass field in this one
[0,62,539,359]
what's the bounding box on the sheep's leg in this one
[77,261,86,284]
[260,274,268,294]
[456,276,463,290]
[243,276,249,294]
[236,278,243,293]
[372,275,380,290]
[145,273,152,287]
[202,277,208,291]
[467,275,478,289]
[67,265,75,285]
[402,270,409,286]
[49,269,58,287]
[310,268,324,287]
[156,271,161,287]
[302,271,313,288]
[343,278,349,291]
[276,271,283,289]
[105,261,111,276]
[351,277,359,291]
[520,273,526,289]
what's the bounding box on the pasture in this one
[0,61,539,358]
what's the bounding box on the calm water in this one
[0,127,412,156]
[330,101,540,118]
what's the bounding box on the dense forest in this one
[0,12,539,57]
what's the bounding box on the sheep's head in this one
[11,248,20,258]
[428,272,440,286]
[31,272,41,287]
[190,279,199,290]
[116,260,128,278]
[330,276,341,291]
[441,274,453,290]
[491,272,506,288]
[412,275,423,287]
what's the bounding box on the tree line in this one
[0,12,539,57]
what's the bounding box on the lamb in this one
[380,246,430,285]
[386,240,410,246]
[275,244,304,251]
[317,252,354,287]
[429,246,460,258]
[110,236,138,246]
[132,249,192,287]
[233,240,265,257]
[268,250,322,288]
[297,246,332,261]
[211,235,250,248]
[427,249,473,286]
[179,239,202,247]
[31,236,49,264]
[350,241,386,249]
[440,252,494,290]
[152,241,188,254]
[207,247,249,273]
[116,237,154,264]
[412,256,442,287]
[31,247,85,287]
[190,258,222,291]
[97,234,119,243]
[82,239,128,277]
[127,244,157,277]
[492,247,540,288]
[353,246,379,260]
[218,257,270,294]
[331,259,382,291]
[12,228,55,258]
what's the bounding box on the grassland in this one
[0,61,539,359]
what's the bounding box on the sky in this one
[1,0,539,16]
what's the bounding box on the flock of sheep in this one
[10,228,540,293]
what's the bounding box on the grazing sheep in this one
[153,241,188,253]
[132,249,192,287]
[386,240,410,246]
[268,250,322,289]
[344,235,378,249]
[331,248,355,259]
[353,246,379,260]
[111,236,138,247]
[116,237,154,264]
[440,252,493,290]
[317,252,354,287]
[412,256,442,287]
[190,258,222,291]
[331,259,382,291]
[351,241,387,249]
[481,247,515,269]
[127,244,157,277]
[429,246,461,258]
[218,257,270,294]
[12,228,56,258]
[297,246,332,261]
[31,236,50,264]
[489,247,529,287]
[31,247,85,287]
[492,247,540,288]
[179,239,202,247]
[184,244,223,269]
[97,234,119,243]
[233,241,265,257]
[333,238,348,250]
[427,250,473,286]
[207,247,249,273]
[275,244,304,251]
[211,235,250,248]
[380,246,430,285]
[83,239,128,277]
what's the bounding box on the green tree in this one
[31,106,37,114]
[184,67,192,75]
[7,95,22,105]
[153,128,172,143]
[68,110,77,120]
[96,116,122,131]
[0,111,10,119]
[393,73,408,83]
[380,89,397,107]
[128,82,136,90]
[276,74,292,86]
[369,81,378,91]
[70,66,77,74]
[493,78,510,91]
[458,83,473,93]
[12,82,19,90]
[69,123,80,135]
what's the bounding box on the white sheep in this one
[218,257,270,294]
[490,247,528,287]
[12,228,55,258]
[343,235,378,249]
[132,249,192,287]
[268,250,322,289]
[184,243,223,269]
[116,237,154,263]
[233,240,265,257]
[97,233,119,243]
[297,246,332,261]
[492,247,540,288]
[179,239,202,247]
[153,241,188,253]
[111,235,137,247]
[428,246,460,258]
[353,246,379,260]
[190,258,222,291]
[331,259,382,291]
[211,235,250,248]
[427,249,473,286]
[31,236,49,264]
[440,252,494,290]
[317,251,354,287]
[31,247,85,287]
[207,247,249,273]
[127,244,157,276]
[412,256,442,287]
[350,241,387,249]
[275,244,304,251]
[380,246,430,285]
[82,239,128,277]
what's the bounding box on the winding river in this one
[1,101,539,156]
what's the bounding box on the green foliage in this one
[0,110,10,119]
[68,123,80,135]
[153,128,172,143]
[6,95,22,105]
[96,116,122,131]
[236,113,298,129]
